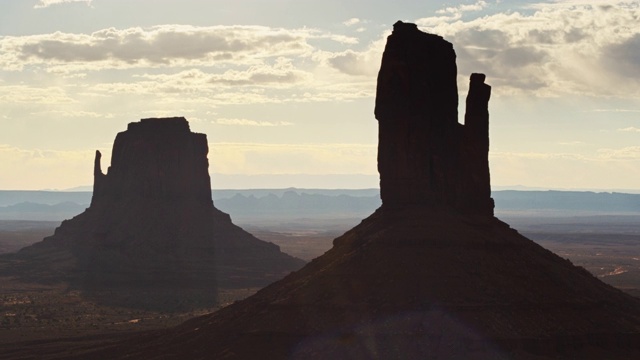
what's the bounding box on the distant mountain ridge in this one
[0,201,87,221]
[0,191,92,206]
[215,191,380,220]
[493,190,640,213]
[0,188,380,207]
[3,189,640,221]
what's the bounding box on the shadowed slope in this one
[75,207,640,359]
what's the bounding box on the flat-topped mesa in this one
[92,117,213,207]
[10,116,305,310]
[375,21,493,215]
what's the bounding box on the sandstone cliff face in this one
[376,21,493,215]
[9,117,304,310]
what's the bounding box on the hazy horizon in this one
[6,180,640,195]
[2,1,640,191]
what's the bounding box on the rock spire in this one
[375,21,493,215]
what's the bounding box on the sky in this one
[0,0,639,191]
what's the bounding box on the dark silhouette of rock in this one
[376,21,493,214]
[47,23,640,359]
[91,118,213,207]
[3,117,304,310]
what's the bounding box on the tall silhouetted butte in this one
[376,21,493,214]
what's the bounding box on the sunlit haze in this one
[1,0,639,190]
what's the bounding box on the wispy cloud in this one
[525,0,624,9]
[558,141,584,145]
[29,110,114,118]
[415,0,640,98]
[618,127,640,132]
[2,25,312,70]
[0,25,355,72]
[598,146,640,160]
[416,0,489,26]
[0,23,371,103]
[326,49,380,76]
[320,36,386,76]
[133,58,310,89]
[590,109,640,113]
[208,58,309,86]
[343,18,360,26]
[213,118,293,127]
[34,0,91,9]
[321,1,640,98]
[436,1,488,15]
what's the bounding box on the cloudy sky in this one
[1,0,639,191]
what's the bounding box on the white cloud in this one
[416,15,463,27]
[415,0,640,97]
[82,58,373,105]
[416,0,489,26]
[316,0,637,99]
[589,109,640,113]
[327,49,379,76]
[34,0,91,9]
[436,1,488,15]
[209,58,310,86]
[525,0,624,9]
[131,58,310,89]
[618,127,640,132]
[320,36,386,77]
[325,34,359,45]
[598,146,640,159]
[213,118,293,127]
[604,33,640,78]
[0,25,360,72]
[0,25,318,71]
[0,23,373,104]
[30,110,114,118]
[343,18,361,26]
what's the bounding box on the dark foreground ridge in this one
[1,117,304,311]
[33,22,640,359]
